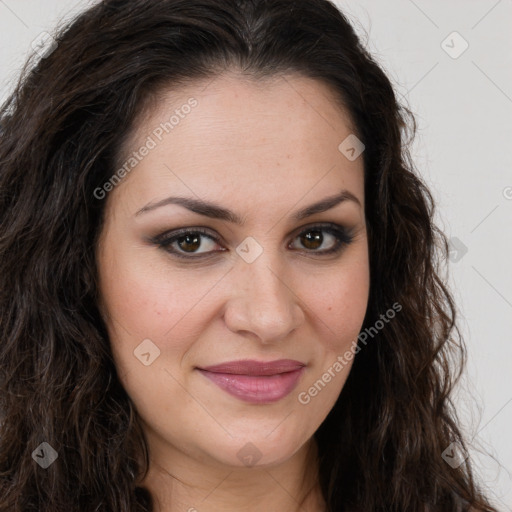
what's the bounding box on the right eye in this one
[152,227,225,259]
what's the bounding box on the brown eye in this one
[176,233,202,253]
[152,223,353,261]
[153,228,222,259]
[290,224,352,254]
[300,230,323,250]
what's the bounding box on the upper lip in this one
[198,359,305,376]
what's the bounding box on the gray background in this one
[1,0,510,509]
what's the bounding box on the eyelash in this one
[151,223,354,260]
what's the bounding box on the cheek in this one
[98,242,212,339]
[294,259,369,412]
[97,242,215,382]
[309,258,370,353]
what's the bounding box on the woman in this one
[0,0,498,510]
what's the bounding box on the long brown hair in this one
[0,0,497,510]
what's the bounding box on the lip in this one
[199,359,305,375]
[196,359,306,404]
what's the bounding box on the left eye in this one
[289,227,349,253]
[153,224,353,259]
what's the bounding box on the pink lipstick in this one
[196,359,306,404]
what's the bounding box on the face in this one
[96,72,369,473]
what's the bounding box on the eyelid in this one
[150,226,223,258]
[151,222,354,259]
[151,226,219,245]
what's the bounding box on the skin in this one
[96,72,370,512]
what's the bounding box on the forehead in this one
[109,72,365,216]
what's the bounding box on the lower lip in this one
[197,367,305,404]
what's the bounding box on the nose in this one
[223,252,305,344]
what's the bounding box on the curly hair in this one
[0,0,497,510]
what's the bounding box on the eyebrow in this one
[134,189,361,224]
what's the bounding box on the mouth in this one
[196,359,306,404]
